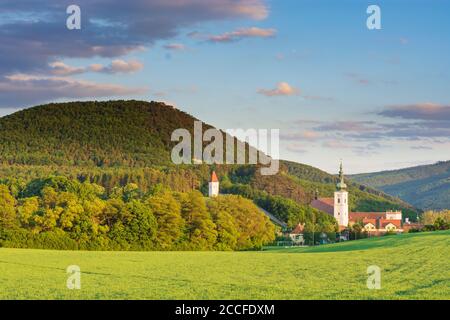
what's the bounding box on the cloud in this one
[285,143,307,154]
[257,82,330,99]
[0,74,147,107]
[258,82,299,97]
[410,145,433,150]
[89,59,144,74]
[281,130,321,141]
[316,121,380,133]
[49,60,144,76]
[288,115,450,146]
[322,140,352,149]
[351,142,384,156]
[49,62,86,76]
[0,0,269,77]
[323,139,384,155]
[378,103,450,121]
[207,27,276,43]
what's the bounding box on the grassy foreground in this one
[0,231,449,300]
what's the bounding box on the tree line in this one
[0,176,275,251]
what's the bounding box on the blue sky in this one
[0,0,449,173]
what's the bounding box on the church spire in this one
[337,161,347,190]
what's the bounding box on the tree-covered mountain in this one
[0,101,418,227]
[350,161,450,210]
[0,100,193,167]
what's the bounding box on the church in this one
[310,162,403,234]
[206,163,403,236]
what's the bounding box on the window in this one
[338,198,341,204]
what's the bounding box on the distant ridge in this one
[351,161,450,210]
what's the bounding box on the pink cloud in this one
[0,74,147,107]
[49,62,86,76]
[281,130,321,141]
[90,60,144,74]
[379,102,450,121]
[258,82,299,97]
[49,60,144,76]
[208,27,276,43]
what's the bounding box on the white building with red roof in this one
[208,171,219,197]
[311,162,403,234]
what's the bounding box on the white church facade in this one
[333,163,349,227]
[311,162,404,234]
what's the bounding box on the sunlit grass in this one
[0,231,448,300]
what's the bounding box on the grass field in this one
[0,231,449,300]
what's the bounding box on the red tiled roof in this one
[291,223,305,234]
[211,171,219,182]
[362,218,377,226]
[349,212,386,221]
[310,198,334,215]
[380,219,402,228]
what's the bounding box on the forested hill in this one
[0,100,200,167]
[351,161,450,210]
[0,100,418,220]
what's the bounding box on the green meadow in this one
[0,231,449,300]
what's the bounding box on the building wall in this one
[334,190,349,227]
[386,211,402,220]
[209,181,219,197]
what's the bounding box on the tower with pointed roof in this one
[334,161,349,227]
[208,171,219,197]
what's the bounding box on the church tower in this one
[208,171,219,197]
[334,162,349,227]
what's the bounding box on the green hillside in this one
[351,161,450,210]
[0,100,419,238]
[0,100,194,167]
[0,231,448,299]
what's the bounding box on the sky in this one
[0,0,449,174]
